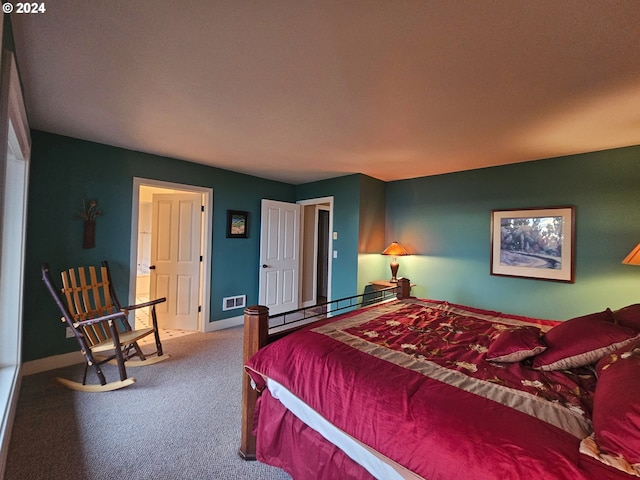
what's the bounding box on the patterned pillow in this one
[485,326,546,363]
[532,309,640,371]
[592,341,640,466]
[612,304,640,331]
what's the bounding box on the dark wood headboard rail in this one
[239,277,411,460]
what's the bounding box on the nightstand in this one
[369,280,415,290]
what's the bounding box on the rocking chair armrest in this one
[121,297,167,311]
[73,311,127,328]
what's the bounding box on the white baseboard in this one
[204,315,243,332]
[22,318,244,375]
[21,351,83,376]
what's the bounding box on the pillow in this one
[532,309,640,371]
[612,304,640,331]
[486,326,546,363]
[592,340,640,466]
[580,434,640,477]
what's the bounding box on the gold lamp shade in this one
[622,243,640,266]
[382,241,408,283]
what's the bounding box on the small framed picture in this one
[227,210,248,238]
[490,206,575,283]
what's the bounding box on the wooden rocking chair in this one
[41,261,169,392]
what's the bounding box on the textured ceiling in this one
[11,0,640,184]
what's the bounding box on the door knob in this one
[262,264,269,268]
[149,265,156,270]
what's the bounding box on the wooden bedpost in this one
[396,277,411,299]
[239,305,269,460]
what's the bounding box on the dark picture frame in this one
[490,206,575,283]
[226,210,248,238]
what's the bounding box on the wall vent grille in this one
[222,295,246,311]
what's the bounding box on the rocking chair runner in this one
[41,261,169,392]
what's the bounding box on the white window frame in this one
[0,49,31,478]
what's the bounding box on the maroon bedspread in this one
[246,299,628,479]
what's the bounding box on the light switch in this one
[333,250,338,258]
[333,231,338,240]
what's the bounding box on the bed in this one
[239,279,640,479]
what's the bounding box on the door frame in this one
[130,177,213,332]
[297,196,333,306]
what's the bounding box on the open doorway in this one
[129,178,213,337]
[299,197,333,308]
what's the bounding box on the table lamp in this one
[382,241,408,283]
[622,243,640,266]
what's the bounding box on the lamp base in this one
[389,261,399,283]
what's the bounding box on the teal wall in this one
[24,131,295,361]
[358,175,386,253]
[23,130,640,362]
[386,146,640,320]
[357,175,387,294]
[295,174,387,301]
[296,175,362,300]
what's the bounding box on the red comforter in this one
[245,299,628,479]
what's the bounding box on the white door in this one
[259,199,301,315]
[150,193,202,330]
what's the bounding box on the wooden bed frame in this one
[239,277,412,460]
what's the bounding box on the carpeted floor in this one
[5,327,292,480]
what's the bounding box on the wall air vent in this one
[222,295,246,311]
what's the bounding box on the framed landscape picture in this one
[490,206,575,283]
[227,210,248,238]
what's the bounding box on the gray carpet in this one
[5,327,292,480]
